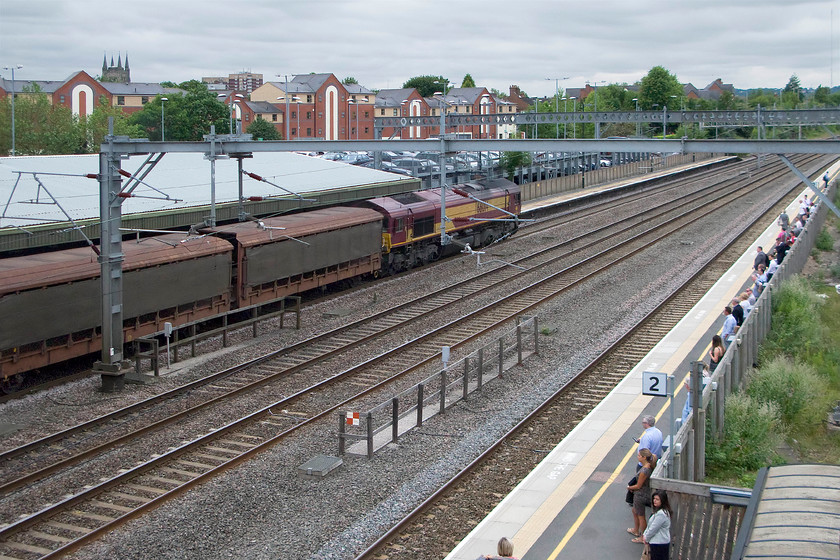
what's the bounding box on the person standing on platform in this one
[753,246,769,271]
[767,257,779,281]
[824,171,831,191]
[643,491,672,560]
[682,370,711,425]
[730,298,744,328]
[708,334,724,372]
[778,210,790,231]
[775,236,790,264]
[477,537,518,559]
[634,415,662,471]
[628,448,657,542]
[721,306,737,349]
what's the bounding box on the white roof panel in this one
[0,152,403,229]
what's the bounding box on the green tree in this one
[0,84,84,155]
[784,75,803,101]
[83,97,145,152]
[461,74,476,88]
[342,76,358,85]
[813,85,830,105]
[499,151,532,179]
[638,66,683,110]
[130,81,228,140]
[402,75,449,97]
[246,117,281,140]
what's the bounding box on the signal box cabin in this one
[213,207,383,307]
[0,235,233,379]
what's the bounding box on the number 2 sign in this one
[643,371,668,397]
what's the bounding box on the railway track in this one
[0,155,740,403]
[353,159,829,560]
[0,153,810,495]
[0,155,828,559]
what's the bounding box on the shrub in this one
[706,393,784,479]
[760,276,824,361]
[815,227,835,251]
[746,357,831,431]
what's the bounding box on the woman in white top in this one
[642,490,672,560]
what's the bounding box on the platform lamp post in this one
[569,97,576,139]
[218,93,244,134]
[3,64,22,155]
[160,97,167,142]
[632,98,640,138]
[276,74,291,140]
[292,96,300,138]
[348,99,356,140]
[546,77,569,139]
[433,91,451,246]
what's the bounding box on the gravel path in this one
[0,158,818,560]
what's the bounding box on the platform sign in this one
[642,371,668,397]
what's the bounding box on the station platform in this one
[520,155,734,215]
[444,164,836,560]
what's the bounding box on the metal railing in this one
[648,180,836,559]
[520,152,716,201]
[338,316,539,458]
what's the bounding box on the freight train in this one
[0,179,520,390]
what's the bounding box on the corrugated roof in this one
[0,152,407,229]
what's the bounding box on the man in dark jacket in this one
[775,238,790,264]
[753,246,769,270]
[731,298,744,327]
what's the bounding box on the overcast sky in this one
[2,0,839,97]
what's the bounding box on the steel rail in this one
[353,158,826,560]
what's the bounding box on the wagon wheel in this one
[0,374,24,394]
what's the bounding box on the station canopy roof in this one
[0,151,408,229]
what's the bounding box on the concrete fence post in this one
[440,369,447,414]
[366,412,374,459]
[477,349,484,390]
[338,412,346,456]
[392,397,399,443]
[463,357,470,400]
[498,339,504,379]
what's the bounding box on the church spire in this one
[124,53,129,71]
[103,52,108,73]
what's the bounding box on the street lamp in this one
[546,76,570,139]
[3,64,23,155]
[218,92,244,134]
[569,97,576,139]
[160,97,168,142]
[632,98,640,137]
[348,99,356,140]
[433,91,451,246]
[292,96,300,138]
[276,74,291,140]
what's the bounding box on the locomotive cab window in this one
[394,218,405,232]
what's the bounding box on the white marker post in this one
[643,371,675,476]
[441,346,450,413]
[164,322,173,371]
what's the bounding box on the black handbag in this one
[626,476,637,504]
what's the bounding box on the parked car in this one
[391,157,434,176]
[379,161,412,175]
[342,152,371,165]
